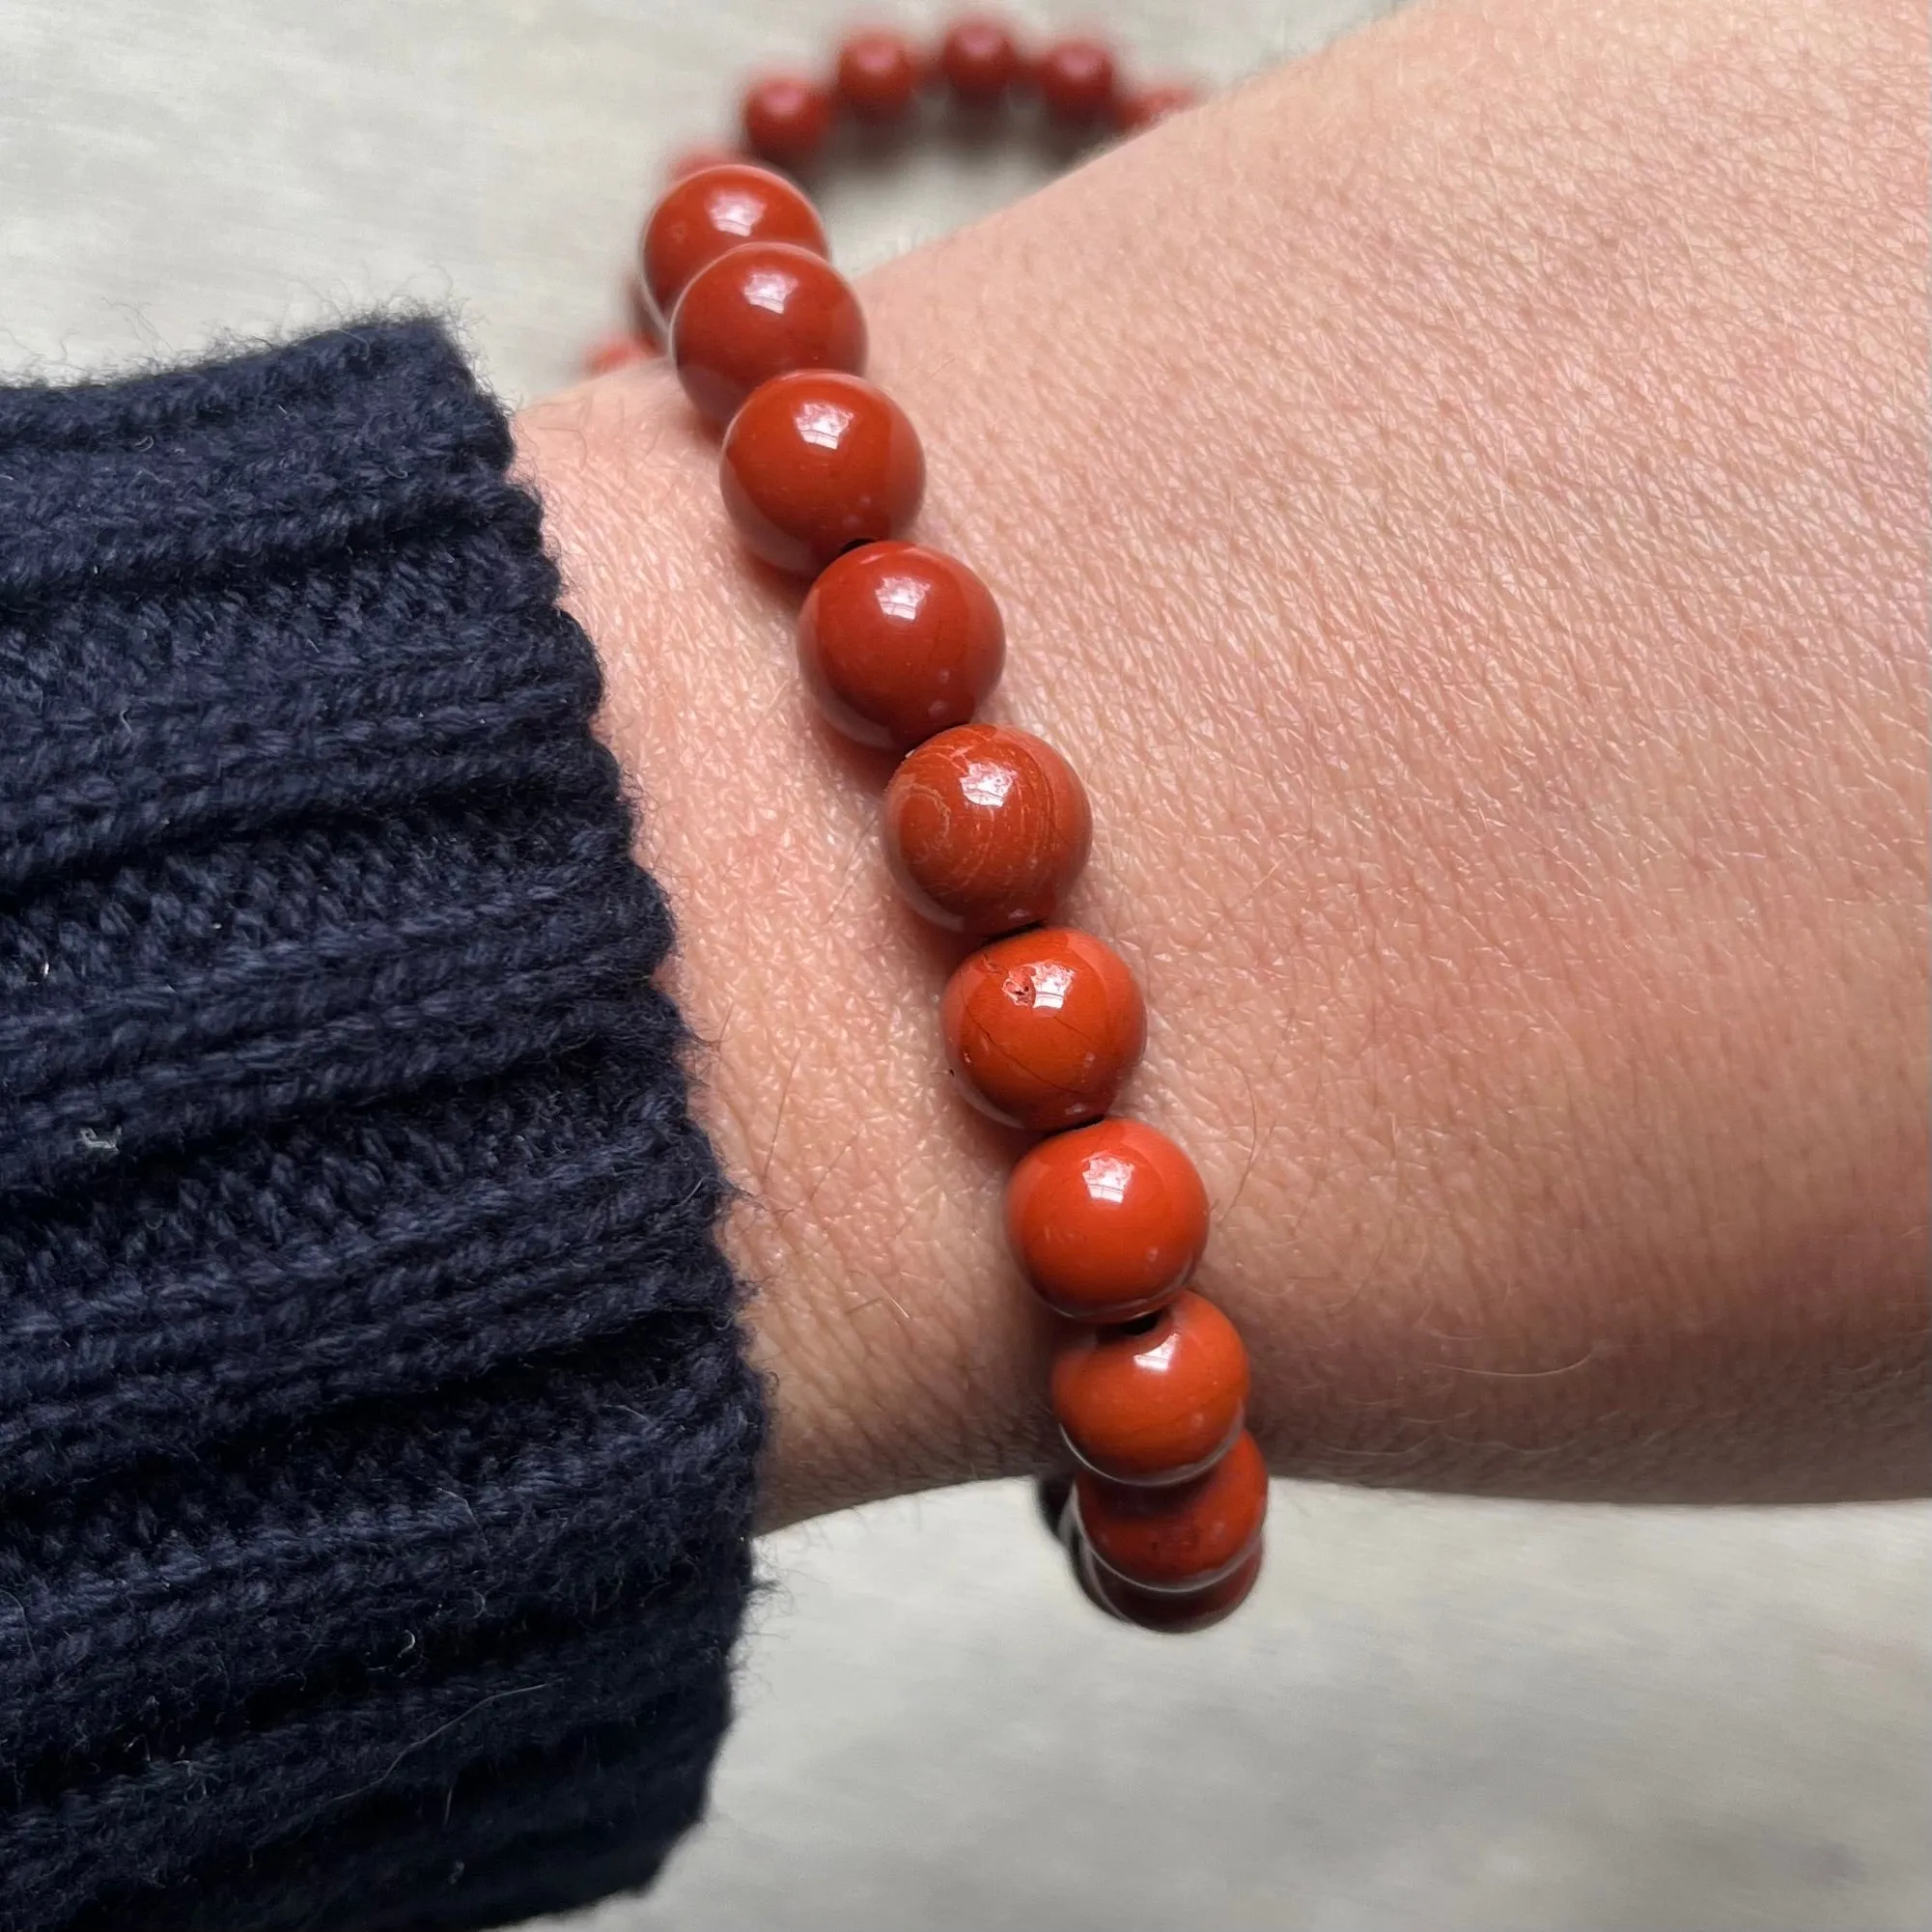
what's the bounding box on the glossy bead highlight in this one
[938,15,1023,104]
[741,72,833,170]
[641,163,827,318]
[1005,1116,1208,1320]
[720,371,926,575]
[671,241,866,426]
[1051,1291,1248,1484]
[940,927,1144,1130]
[836,28,923,121]
[1076,1430,1268,1590]
[884,724,1087,931]
[1035,37,1117,123]
[798,544,1003,749]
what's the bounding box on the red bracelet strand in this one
[620,17,1259,1634]
[582,14,1199,378]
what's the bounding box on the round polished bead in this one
[581,331,658,378]
[670,241,867,426]
[835,28,922,122]
[884,724,1088,930]
[1005,1116,1208,1320]
[1076,1429,1268,1591]
[742,72,833,170]
[938,15,1024,104]
[1051,1291,1249,1483]
[940,927,1144,1130]
[720,372,926,575]
[1035,36,1117,122]
[1082,1542,1263,1633]
[1116,82,1199,132]
[797,544,1002,749]
[641,163,827,319]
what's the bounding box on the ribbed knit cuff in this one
[0,323,764,1931]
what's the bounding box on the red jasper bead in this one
[940,927,1144,1130]
[798,544,1002,749]
[671,241,867,427]
[884,724,1088,931]
[1083,1543,1263,1633]
[1005,1116,1208,1321]
[836,28,923,122]
[720,372,926,575]
[581,332,658,378]
[1051,1291,1249,1484]
[641,163,827,319]
[1035,36,1117,123]
[1117,82,1199,132]
[1077,1429,1268,1590]
[938,15,1024,104]
[742,72,833,170]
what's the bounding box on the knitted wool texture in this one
[0,322,764,1931]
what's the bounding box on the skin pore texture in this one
[516,0,1928,1528]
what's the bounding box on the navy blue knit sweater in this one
[0,323,764,1930]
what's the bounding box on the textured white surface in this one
[3,4,1926,1928]
[589,1485,1932,1932]
[0,0,1384,400]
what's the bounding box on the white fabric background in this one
[3,5,1926,1928]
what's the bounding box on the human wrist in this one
[516,359,1054,1528]
[518,0,1925,1518]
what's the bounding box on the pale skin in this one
[517,0,1928,1529]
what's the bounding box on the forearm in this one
[518,0,1928,1524]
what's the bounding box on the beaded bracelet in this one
[614,17,1264,1635]
[582,15,1198,378]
